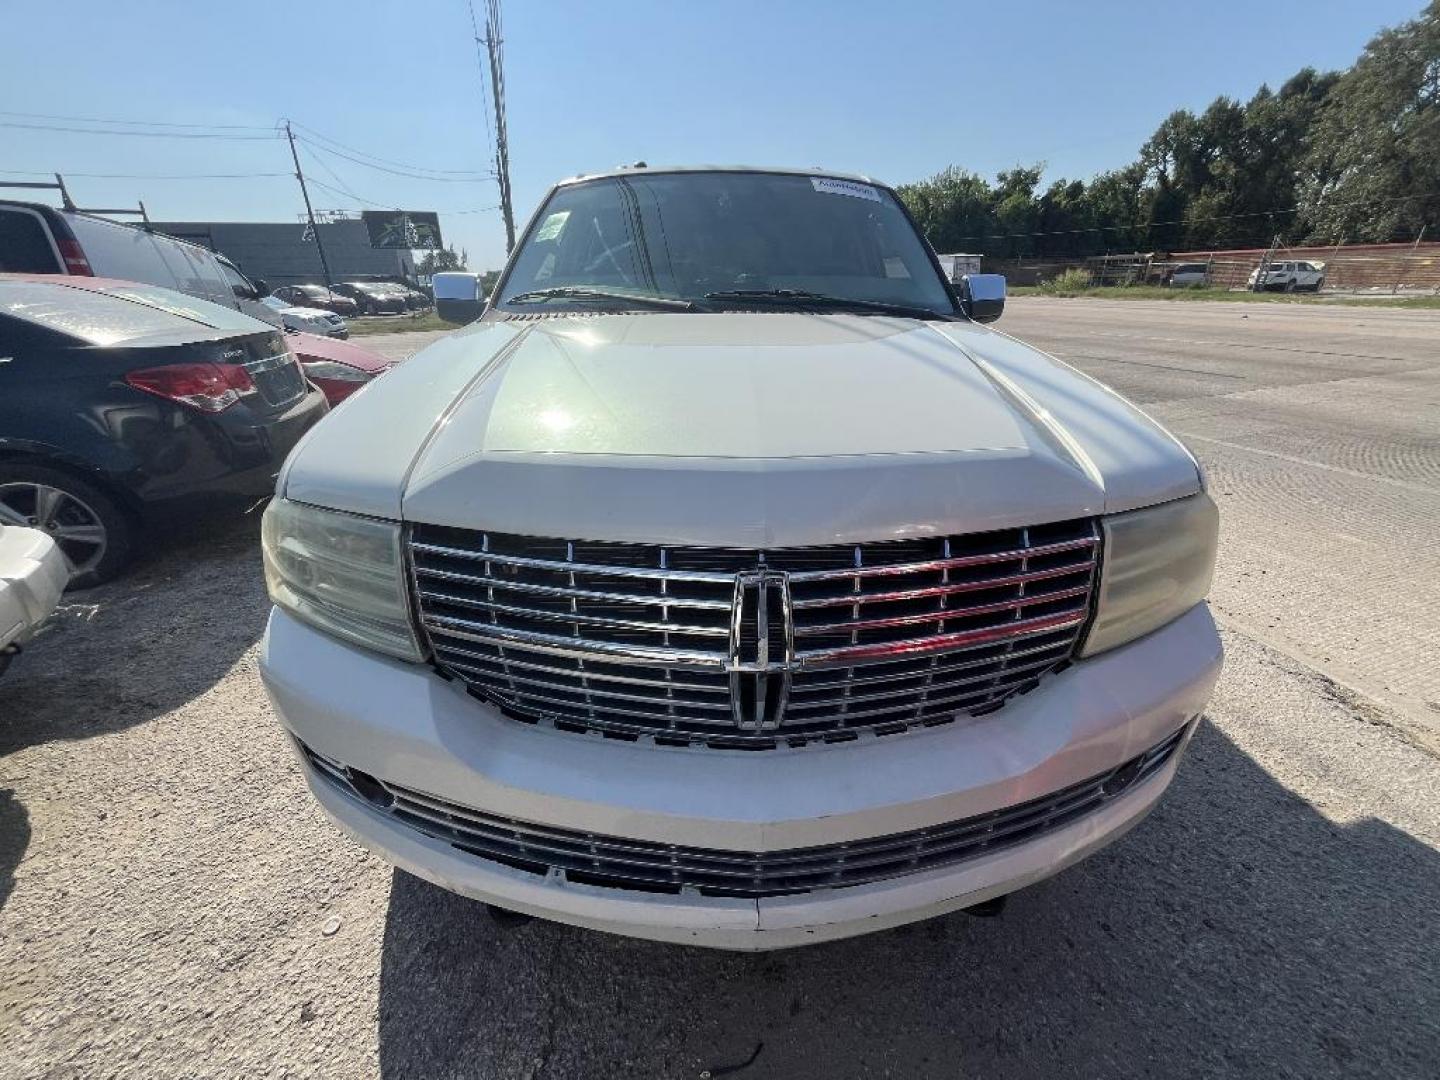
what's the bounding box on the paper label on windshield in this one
[811,177,883,203]
[535,210,570,242]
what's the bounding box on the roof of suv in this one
[555,164,886,188]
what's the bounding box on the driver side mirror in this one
[252,277,271,297]
[432,272,485,325]
[959,274,1005,323]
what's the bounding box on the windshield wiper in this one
[507,287,696,311]
[702,289,949,320]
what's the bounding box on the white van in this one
[0,198,284,326]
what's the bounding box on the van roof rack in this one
[0,173,151,226]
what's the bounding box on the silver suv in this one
[259,166,1222,949]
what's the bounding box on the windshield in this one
[496,171,955,315]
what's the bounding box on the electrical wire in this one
[289,122,493,178]
[0,168,290,179]
[0,119,277,140]
[296,136,495,182]
[936,190,1440,244]
[0,109,274,131]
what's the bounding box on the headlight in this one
[261,499,424,661]
[1079,492,1218,657]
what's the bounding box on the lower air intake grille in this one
[410,520,1100,749]
[300,725,1187,898]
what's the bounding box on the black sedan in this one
[329,282,407,316]
[0,275,328,586]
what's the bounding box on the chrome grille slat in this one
[411,520,1099,748]
[299,724,1185,897]
[433,646,730,695]
[418,589,731,638]
[783,655,1062,713]
[415,564,733,610]
[788,561,1095,609]
[792,585,1092,637]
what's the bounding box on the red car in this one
[273,284,361,317]
[289,331,393,405]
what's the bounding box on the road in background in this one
[1005,298,1440,742]
[2,299,1437,1078]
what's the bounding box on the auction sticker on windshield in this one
[535,211,571,242]
[811,177,883,202]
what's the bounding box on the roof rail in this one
[0,173,151,226]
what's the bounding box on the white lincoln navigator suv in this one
[259,166,1222,950]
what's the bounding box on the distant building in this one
[936,253,983,282]
[150,219,417,288]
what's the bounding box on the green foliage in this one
[1035,268,1094,296]
[896,3,1435,256]
[417,244,469,275]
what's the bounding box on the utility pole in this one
[285,121,334,288]
[482,0,516,252]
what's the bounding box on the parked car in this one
[329,282,406,315]
[0,525,68,676]
[1165,262,1210,287]
[1248,259,1325,292]
[259,166,1221,950]
[285,330,394,406]
[0,198,392,399]
[0,198,282,324]
[0,275,327,586]
[273,283,360,317]
[261,294,349,338]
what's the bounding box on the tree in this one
[417,244,469,275]
[1299,0,1440,242]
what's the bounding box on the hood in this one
[282,313,1201,546]
[288,330,390,373]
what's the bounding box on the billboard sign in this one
[361,210,443,250]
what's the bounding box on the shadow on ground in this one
[0,512,267,758]
[375,721,1439,1079]
[0,789,29,912]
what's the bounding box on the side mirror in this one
[960,274,1005,323]
[432,272,485,325]
[252,277,271,297]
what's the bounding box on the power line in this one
[289,121,493,177]
[0,109,274,131]
[0,119,277,140]
[937,190,1440,244]
[296,136,495,182]
[0,168,289,179]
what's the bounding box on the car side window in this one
[0,209,62,272]
[219,260,257,300]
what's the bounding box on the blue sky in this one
[2,0,1425,270]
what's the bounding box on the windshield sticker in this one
[535,210,571,242]
[811,177,883,203]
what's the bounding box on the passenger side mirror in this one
[432,272,485,325]
[960,274,1005,323]
[252,278,270,297]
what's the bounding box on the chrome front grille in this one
[410,519,1100,749]
[299,725,1186,897]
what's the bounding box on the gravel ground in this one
[2,299,1438,1078]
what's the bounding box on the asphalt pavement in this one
[2,298,1436,1079]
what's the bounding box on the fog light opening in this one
[345,766,394,810]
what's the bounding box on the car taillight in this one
[56,237,93,275]
[124,363,254,413]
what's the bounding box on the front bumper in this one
[260,603,1222,949]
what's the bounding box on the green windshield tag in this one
[535,211,570,242]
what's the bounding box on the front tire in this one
[0,465,135,588]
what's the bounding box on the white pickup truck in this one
[259,165,1222,949]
